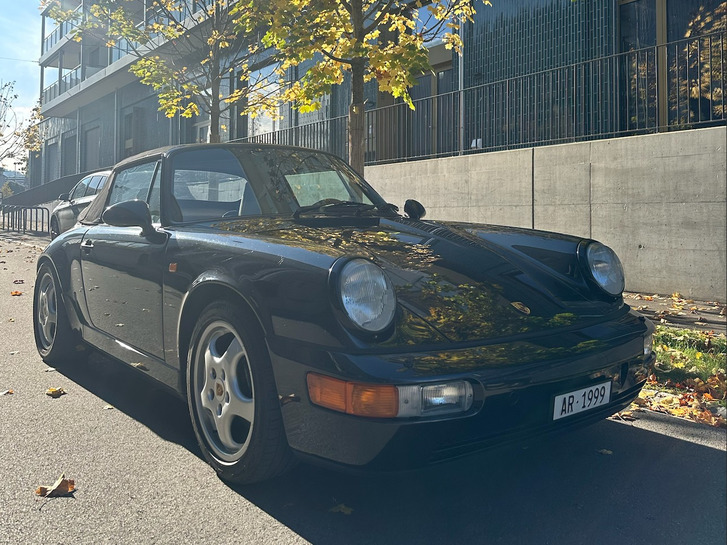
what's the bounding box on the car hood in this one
[206,216,624,343]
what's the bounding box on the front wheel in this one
[187,301,294,484]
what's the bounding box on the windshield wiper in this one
[293,200,377,219]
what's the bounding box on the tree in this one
[1,181,17,199]
[48,0,277,143]
[0,81,26,168]
[251,0,490,174]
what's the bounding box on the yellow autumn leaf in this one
[45,387,67,398]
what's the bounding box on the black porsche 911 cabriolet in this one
[34,143,655,483]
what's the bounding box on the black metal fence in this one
[1,205,50,236]
[240,32,725,164]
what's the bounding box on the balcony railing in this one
[42,65,82,105]
[239,32,725,165]
[42,4,82,54]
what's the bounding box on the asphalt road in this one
[1,233,725,545]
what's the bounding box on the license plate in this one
[553,382,611,421]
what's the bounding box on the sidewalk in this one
[624,292,726,334]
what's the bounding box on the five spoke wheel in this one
[187,301,294,483]
[193,321,255,462]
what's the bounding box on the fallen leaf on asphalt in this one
[12,279,24,284]
[104,405,115,410]
[9,351,19,356]
[35,474,76,498]
[610,411,637,422]
[10,291,22,296]
[7,318,14,322]
[44,368,56,373]
[1,389,14,396]
[329,503,354,515]
[597,449,613,455]
[45,387,67,398]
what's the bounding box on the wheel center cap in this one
[215,383,224,397]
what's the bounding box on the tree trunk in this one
[348,59,366,176]
[209,75,222,143]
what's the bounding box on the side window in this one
[87,175,104,195]
[170,149,248,222]
[70,177,92,200]
[107,162,157,207]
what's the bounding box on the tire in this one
[187,301,294,484]
[50,217,60,240]
[33,262,78,364]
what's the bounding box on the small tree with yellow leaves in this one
[247,0,490,174]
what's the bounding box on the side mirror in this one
[58,193,70,201]
[102,200,156,237]
[404,199,426,221]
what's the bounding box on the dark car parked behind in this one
[50,170,110,239]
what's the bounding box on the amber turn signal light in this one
[307,374,399,418]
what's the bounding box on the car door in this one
[80,160,168,360]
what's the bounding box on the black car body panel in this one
[36,143,654,475]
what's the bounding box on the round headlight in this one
[586,242,625,296]
[338,259,396,333]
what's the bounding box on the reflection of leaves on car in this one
[392,338,608,376]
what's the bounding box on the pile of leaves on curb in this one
[629,374,727,428]
[616,325,727,428]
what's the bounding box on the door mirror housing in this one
[58,193,70,202]
[404,199,426,220]
[102,200,156,237]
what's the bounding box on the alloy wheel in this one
[191,321,255,463]
[36,272,58,350]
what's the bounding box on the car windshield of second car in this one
[169,147,385,223]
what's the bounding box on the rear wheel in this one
[187,301,294,483]
[33,263,77,364]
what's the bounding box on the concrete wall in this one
[366,126,727,302]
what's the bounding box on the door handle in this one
[81,240,94,253]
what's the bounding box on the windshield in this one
[168,146,385,223]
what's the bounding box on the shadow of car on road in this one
[48,351,201,457]
[47,351,726,545]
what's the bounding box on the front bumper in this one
[268,311,654,469]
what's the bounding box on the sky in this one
[0,1,43,170]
